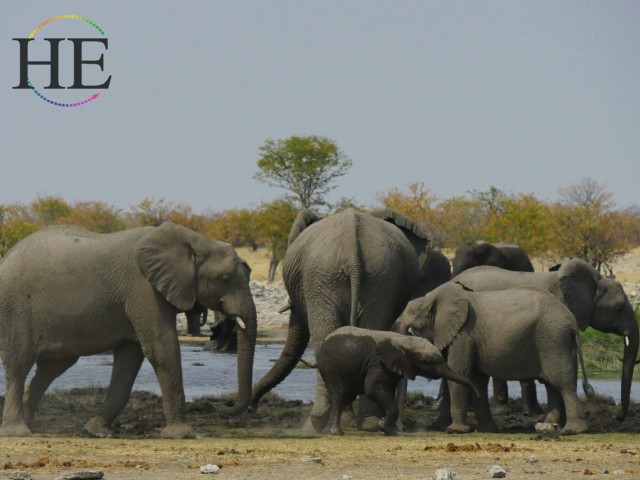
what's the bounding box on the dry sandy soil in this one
[1,390,640,480]
[2,248,640,480]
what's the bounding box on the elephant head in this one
[375,335,481,398]
[135,222,257,416]
[398,283,469,353]
[557,258,638,420]
[287,209,323,247]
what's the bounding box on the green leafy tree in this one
[206,208,258,247]
[62,201,126,233]
[31,196,71,224]
[255,135,353,209]
[254,199,299,281]
[0,203,41,256]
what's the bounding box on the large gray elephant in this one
[452,241,534,276]
[454,258,638,420]
[250,208,432,428]
[0,223,256,438]
[399,282,589,435]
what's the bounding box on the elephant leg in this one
[542,383,563,425]
[471,371,499,433]
[84,341,144,437]
[357,395,384,432]
[327,401,345,436]
[306,370,331,433]
[23,356,79,428]
[558,386,588,435]
[368,389,399,436]
[491,377,509,414]
[130,308,194,439]
[0,355,35,436]
[305,308,342,433]
[445,345,475,434]
[520,380,543,416]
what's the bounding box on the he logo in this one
[13,15,111,107]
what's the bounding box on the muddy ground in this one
[1,388,640,479]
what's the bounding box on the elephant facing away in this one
[452,241,534,277]
[0,223,257,438]
[315,326,480,436]
[399,283,589,435]
[453,258,639,420]
[250,208,431,428]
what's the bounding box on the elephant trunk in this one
[619,315,639,421]
[216,293,257,416]
[250,311,310,411]
[439,363,482,400]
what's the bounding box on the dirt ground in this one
[2,390,640,479]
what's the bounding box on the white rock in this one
[300,456,323,463]
[489,464,506,478]
[435,468,459,479]
[524,456,538,464]
[199,464,220,474]
[55,473,104,480]
[535,422,561,439]
[614,469,624,475]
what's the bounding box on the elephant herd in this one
[0,210,637,439]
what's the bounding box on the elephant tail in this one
[346,210,363,327]
[575,330,595,398]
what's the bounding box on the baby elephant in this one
[314,326,480,435]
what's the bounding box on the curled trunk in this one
[439,363,482,399]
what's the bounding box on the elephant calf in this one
[314,326,480,436]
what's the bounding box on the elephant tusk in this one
[235,317,246,330]
[625,336,630,347]
[278,303,292,314]
[408,327,420,337]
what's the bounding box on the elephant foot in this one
[161,421,195,439]
[561,419,588,436]
[303,416,321,434]
[84,417,114,438]
[329,425,345,436]
[0,421,32,437]
[445,422,473,434]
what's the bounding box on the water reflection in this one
[0,344,637,404]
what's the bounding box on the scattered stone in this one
[55,472,104,480]
[583,469,595,475]
[489,465,506,478]
[435,468,459,479]
[524,456,538,464]
[342,475,352,480]
[603,466,609,474]
[534,422,561,439]
[300,456,323,464]
[613,470,624,475]
[6,473,33,480]
[199,464,220,474]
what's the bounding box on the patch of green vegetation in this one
[580,308,640,373]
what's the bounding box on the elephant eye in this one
[221,274,231,282]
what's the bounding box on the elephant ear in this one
[134,222,199,311]
[288,209,323,246]
[369,208,430,261]
[376,338,416,380]
[558,258,600,331]
[431,283,469,351]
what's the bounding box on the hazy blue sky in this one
[2,1,639,214]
